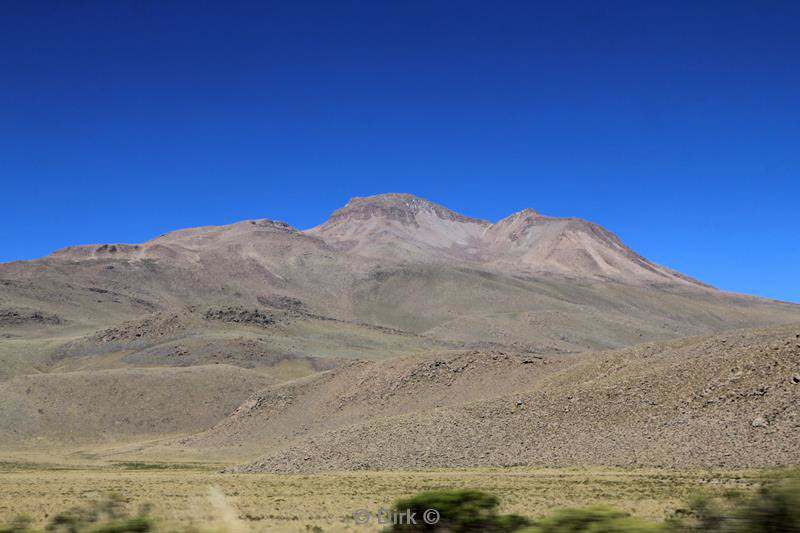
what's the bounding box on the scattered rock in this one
[204,306,277,327]
[89,313,185,343]
[0,308,64,326]
[751,416,768,428]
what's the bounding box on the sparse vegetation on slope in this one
[232,324,800,472]
[0,365,274,444]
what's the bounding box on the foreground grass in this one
[0,464,782,532]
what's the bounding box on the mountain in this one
[309,193,705,287]
[1,193,798,385]
[1,193,800,471]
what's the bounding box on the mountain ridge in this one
[2,192,799,385]
[38,192,705,288]
[308,193,708,288]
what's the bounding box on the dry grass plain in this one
[0,457,785,532]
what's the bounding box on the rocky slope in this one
[0,365,274,444]
[180,349,564,453]
[228,323,800,472]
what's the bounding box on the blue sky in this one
[1,1,798,302]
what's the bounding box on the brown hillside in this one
[180,349,565,453]
[0,365,274,444]
[226,323,800,472]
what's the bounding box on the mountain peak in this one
[345,192,425,207]
[305,193,709,287]
[498,207,540,222]
[329,193,489,226]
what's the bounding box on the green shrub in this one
[667,475,800,532]
[666,495,729,532]
[520,506,664,533]
[88,517,152,533]
[737,476,800,532]
[385,489,531,532]
[44,495,152,533]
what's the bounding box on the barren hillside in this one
[0,365,274,444]
[180,349,566,454]
[229,323,800,472]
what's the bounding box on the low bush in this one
[386,474,800,533]
[520,506,664,532]
[0,495,154,533]
[668,475,800,532]
[385,489,530,532]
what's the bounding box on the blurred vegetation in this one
[519,506,664,532]
[1,495,152,533]
[2,474,799,532]
[386,489,530,532]
[667,474,800,532]
[386,474,800,533]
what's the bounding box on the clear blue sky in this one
[1,1,798,302]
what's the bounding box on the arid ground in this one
[1,457,789,532]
